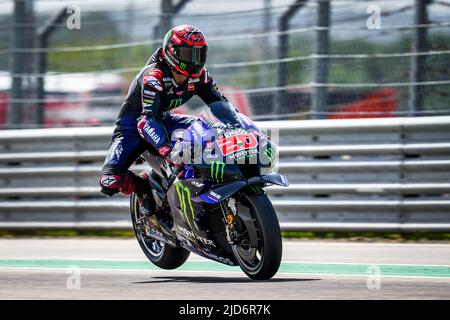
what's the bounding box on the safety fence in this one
[3,0,450,130]
[0,116,449,232]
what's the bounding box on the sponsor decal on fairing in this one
[190,181,205,188]
[217,132,258,156]
[176,225,216,247]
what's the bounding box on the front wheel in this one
[130,192,190,270]
[232,194,282,280]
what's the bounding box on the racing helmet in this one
[162,24,208,78]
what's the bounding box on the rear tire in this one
[232,194,282,280]
[130,192,190,270]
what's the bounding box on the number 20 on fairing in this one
[216,133,258,156]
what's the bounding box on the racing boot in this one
[100,171,156,216]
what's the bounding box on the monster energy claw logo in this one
[175,183,195,228]
[265,147,274,159]
[250,185,264,193]
[179,62,186,71]
[264,147,276,164]
[169,98,183,108]
[210,160,225,182]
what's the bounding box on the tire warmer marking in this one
[175,182,195,228]
[210,160,225,182]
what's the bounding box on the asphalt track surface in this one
[0,239,448,300]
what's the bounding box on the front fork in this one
[219,198,240,245]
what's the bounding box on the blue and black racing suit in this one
[99,48,253,196]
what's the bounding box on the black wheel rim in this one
[132,194,165,258]
[232,202,264,273]
[234,243,264,272]
[138,230,165,258]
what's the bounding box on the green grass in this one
[0,229,449,242]
[0,230,134,238]
[281,231,450,242]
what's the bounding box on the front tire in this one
[232,194,282,280]
[130,192,190,270]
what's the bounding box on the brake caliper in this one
[224,198,242,244]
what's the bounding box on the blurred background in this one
[0,2,449,298]
[0,0,449,129]
[0,0,449,235]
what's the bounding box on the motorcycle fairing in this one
[166,179,237,265]
[248,173,289,187]
[178,238,237,266]
[192,180,247,204]
[191,173,289,204]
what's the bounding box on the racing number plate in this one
[216,133,258,156]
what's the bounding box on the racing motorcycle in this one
[130,118,288,280]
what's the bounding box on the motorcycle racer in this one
[99,25,255,208]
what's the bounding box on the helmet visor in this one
[176,46,208,65]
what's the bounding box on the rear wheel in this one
[232,194,282,280]
[130,192,190,269]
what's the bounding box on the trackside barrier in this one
[0,116,449,232]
